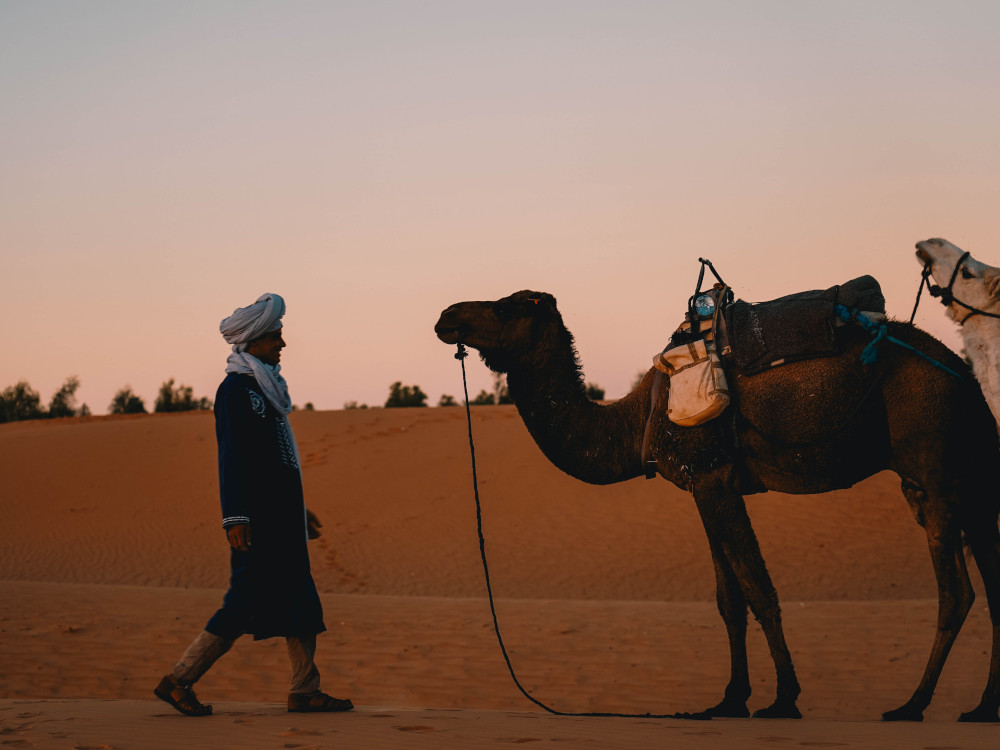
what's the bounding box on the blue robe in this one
[205,372,326,640]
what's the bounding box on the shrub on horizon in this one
[384,381,428,408]
[48,376,81,418]
[154,378,212,413]
[110,386,147,415]
[469,389,495,406]
[0,380,45,422]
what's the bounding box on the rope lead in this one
[455,341,694,720]
[833,305,964,380]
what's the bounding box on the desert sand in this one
[2,406,998,748]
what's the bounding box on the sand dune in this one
[2,408,998,748]
[0,407,939,600]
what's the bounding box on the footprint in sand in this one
[0,724,31,736]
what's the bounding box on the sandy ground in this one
[2,407,999,748]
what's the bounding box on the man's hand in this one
[227,523,252,551]
[306,509,323,540]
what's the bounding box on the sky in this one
[2,0,999,414]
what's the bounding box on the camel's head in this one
[435,290,562,373]
[915,238,1000,322]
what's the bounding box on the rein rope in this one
[453,337,700,720]
[835,305,964,380]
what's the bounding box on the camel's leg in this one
[693,469,801,719]
[698,535,752,718]
[883,482,975,722]
[958,510,1000,722]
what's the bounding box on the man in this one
[154,292,352,716]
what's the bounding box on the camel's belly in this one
[739,431,889,496]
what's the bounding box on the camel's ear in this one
[986,269,1000,300]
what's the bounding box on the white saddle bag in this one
[653,339,730,427]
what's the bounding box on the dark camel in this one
[435,289,1000,722]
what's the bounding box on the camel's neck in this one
[961,317,1000,428]
[505,331,650,485]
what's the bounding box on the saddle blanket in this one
[724,275,885,374]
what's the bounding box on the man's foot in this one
[154,675,213,716]
[288,691,354,713]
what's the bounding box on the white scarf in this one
[225,351,293,416]
[225,352,302,476]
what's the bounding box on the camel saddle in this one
[642,273,885,477]
[722,275,885,374]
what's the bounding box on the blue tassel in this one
[833,304,963,380]
[861,323,886,365]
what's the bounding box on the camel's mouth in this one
[915,238,947,267]
[435,325,461,345]
[435,303,476,345]
[434,314,466,345]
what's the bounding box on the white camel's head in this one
[915,238,1000,323]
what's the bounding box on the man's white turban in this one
[220,293,285,352]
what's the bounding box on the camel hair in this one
[435,288,1000,722]
[916,238,1000,431]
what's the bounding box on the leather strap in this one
[641,370,664,479]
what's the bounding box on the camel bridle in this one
[913,250,1000,326]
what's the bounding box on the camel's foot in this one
[752,701,801,720]
[674,696,750,720]
[958,704,1000,723]
[881,703,924,722]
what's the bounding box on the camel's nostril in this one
[915,246,933,266]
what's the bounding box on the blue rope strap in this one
[833,304,964,380]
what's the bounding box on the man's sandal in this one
[288,691,354,713]
[154,675,213,716]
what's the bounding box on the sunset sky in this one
[3,1,998,413]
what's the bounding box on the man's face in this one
[247,329,286,366]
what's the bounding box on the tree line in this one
[347,374,605,409]
[2,374,609,422]
[0,377,216,423]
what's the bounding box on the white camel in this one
[915,238,1000,429]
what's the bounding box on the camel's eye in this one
[961,268,975,280]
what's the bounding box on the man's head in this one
[246,328,286,366]
[220,293,287,359]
